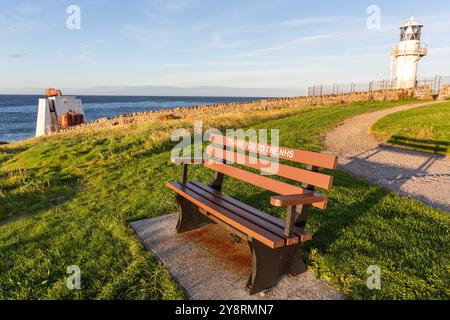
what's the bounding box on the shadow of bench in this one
[388,135,449,154]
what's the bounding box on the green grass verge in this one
[1,99,448,300]
[372,101,450,155]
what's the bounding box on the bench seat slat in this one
[167,182,286,249]
[189,181,312,242]
[185,182,311,243]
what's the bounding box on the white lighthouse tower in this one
[390,17,428,89]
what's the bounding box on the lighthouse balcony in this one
[391,46,428,57]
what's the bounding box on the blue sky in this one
[1,0,449,95]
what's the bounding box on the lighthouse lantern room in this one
[390,17,428,89]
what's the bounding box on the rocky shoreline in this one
[58,88,417,134]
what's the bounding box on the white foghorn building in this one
[390,17,428,89]
[36,95,85,137]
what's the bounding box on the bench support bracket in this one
[209,172,224,191]
[175,194,211,233]
[295,165,318,228]
[247,239,307,295]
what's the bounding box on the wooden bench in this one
[167,134,337,295]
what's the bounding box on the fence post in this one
[433,75,437,94]
[437,76,442,95]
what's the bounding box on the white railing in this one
[391,47,428,57]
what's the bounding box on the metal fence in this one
[423,76,450,95]
[308,76,450,97]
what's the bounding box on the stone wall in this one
[59,88,416,133]
[438,85,450,100]
[415,85,434,100]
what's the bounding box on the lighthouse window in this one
[413,26,422,40]
[400,29,406,41]
[400,25,422,41]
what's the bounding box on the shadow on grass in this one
[0,145,29,165]
[388,135,450,155]
[0,167,80,224]
[0,145,28,154]
[217,169,387,254]
[306,170,387,252]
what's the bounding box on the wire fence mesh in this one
[308,76,450,96]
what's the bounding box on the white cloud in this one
[219,34,339,59]
[274,16,343,28]
[75,40,111,65]
[204,34,243,49]
[122,24,182,48]
[16,3,42,15]
[212,16,343,37]
[143,0,189,13]
[166,0,189,10]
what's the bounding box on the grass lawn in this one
[1,99,448,300]
[371,101,450,155]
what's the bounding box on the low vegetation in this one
[1,99,448,300]
[371,101,450,155]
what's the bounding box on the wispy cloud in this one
[166,0,189,10]
[122,24,182,48]
[75,40,111,65]
[220,34,339,59]
[8,53,27,59]
[2,1,449,92]
[275,16,342,28]
[198,15,346,55]
[143,0,190,15]
[204,35,243,49]
[4,3,44,32]
[211,16,343,37]
[16,3,42,15]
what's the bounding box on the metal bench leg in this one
[175,194,211,233]
[247,239,307,295]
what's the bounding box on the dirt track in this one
[326,101,450,212]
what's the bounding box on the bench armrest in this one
[172,157,206,184]
[270,193,327,207]
[171,157,205,165]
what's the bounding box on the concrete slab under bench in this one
[130,213,344,300]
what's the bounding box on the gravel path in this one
[326,101,450,212]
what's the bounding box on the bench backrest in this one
[204,134,337,209]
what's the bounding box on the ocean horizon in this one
[0,95,267,142]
